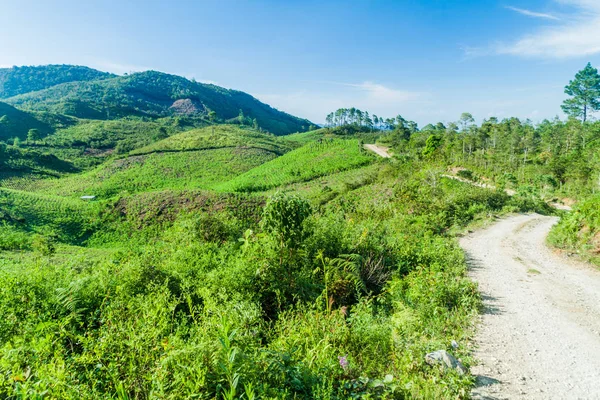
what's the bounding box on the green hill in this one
[217,138,375,192]
[0,65,112,99]
[23,147,278,198]
[131,124,293,155]
[0,101,54,141]
[5,69,313,135]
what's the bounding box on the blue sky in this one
[2,0,600,126]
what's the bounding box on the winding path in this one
[461,214,600,399]
[364,144,391,158]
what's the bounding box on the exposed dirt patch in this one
[364,144,391,158]
[169,98,203,115]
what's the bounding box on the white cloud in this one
[506,6,560,20]
[497,1,600,58]
[338,81,421,103]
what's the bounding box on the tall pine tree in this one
[562,62,600,122]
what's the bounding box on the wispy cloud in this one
[495,1,600,58]
[339,81,421,103]
[505,6,560,20]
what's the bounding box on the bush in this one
[31,234,57,256]
[262,192,312,248]
[456,169,475,181]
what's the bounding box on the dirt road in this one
[460,214,600,399]
[364,144,391,158]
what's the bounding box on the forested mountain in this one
[4,69,313,135]
[0,65,112,98]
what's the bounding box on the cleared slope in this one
[0,187,98,242]
[216,139,374,192]
[24,147,278,198]
[130,124,293,155]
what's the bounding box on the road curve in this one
[460,214,600,400]
[364,144,391,158]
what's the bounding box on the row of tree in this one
[320,63,600,195]
[324,107,418,132]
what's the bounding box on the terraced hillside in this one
[131,124,293,155]
[217,138,375,192]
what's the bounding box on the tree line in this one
[325,107,418,132]
[322,63,600,196]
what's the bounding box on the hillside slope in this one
[130,124,293,155]
[217,139,374,192]
[0,65,112,98]
[22,147,278,198]
[0,101,54,140]
[5,69,313,135]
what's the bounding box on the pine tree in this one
[562,62,600,122]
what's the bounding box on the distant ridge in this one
[0,65,113,99]
[1,65,313,135]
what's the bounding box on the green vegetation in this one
[0,101,54,141]
[131,124,293,155]
[548,194,600,265]
[217,139,374,192]
[0,156,525,399]
[0,65,112,99]
[4,69,312,135]
[0,62,599,398]
[22,147,278,198]
[0,143,77,184]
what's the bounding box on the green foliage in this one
[6,70,312,135]
[218,139,374,192]
[0,64,112,99]
[130,124,292,156]
[422,134,442,157]
[262,192,312,248]
[0,224,31,250]
[0,102,53,141]
[562,62,600,122]
[31,234,57,256]
[456,169,475,181]
[27,128,41,143]
[549,194,600,265]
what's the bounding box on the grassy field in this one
[19,147,278,198]
[131,124,293,155]
[216,138,375,192]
